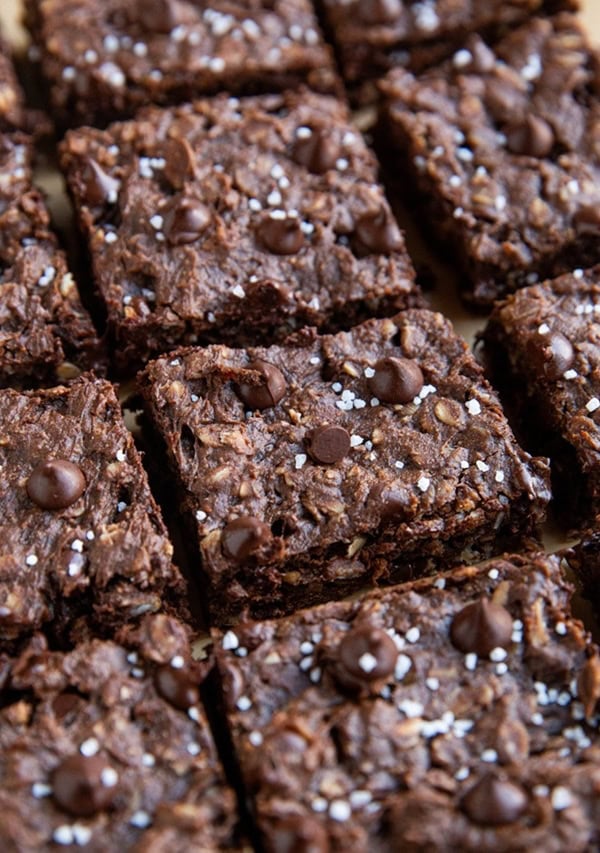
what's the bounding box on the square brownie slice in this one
[60,91,419,372]
[139,310,550,625]
[482,265,600,526]
[215,553,600,851]
[0,375,188,651]
[25,0,338,127]
[0,614,241,850]
[0,133,103,387]
[322,0,576,98]
[381,13,600,308]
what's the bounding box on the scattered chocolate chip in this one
[264,814,329,853]
[236,360,287,410]
[368,357,424,404]
[307,425,350,464]
[222,517,272,562]
[358,0,402,24]
[154,665,200,710]
[52,755,117,817]
[161,138,196,190]
[370,484,410,522]
[577,655,600,718]
[352,207,403,255]
[336,624,398,687]
[462,775,527,826]
[574,204,600,236]
[27,459,86,511]
[292,126,339,174]
[450,597,513,656]
[505,115,555,158]
[127,0,177,32]
[258,216,305,255]
[81,158,120,208]
[163,196,211,245]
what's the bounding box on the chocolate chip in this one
[154,665,200,710]
[292,126,339,174]
[52,755,117,817]
[370,484,410,522]
[450,597,513,656]
[52,693,83,721]
[81,158,120,208]
[27,460,86,510]
[368,357,424,404]
[352,208,403,255]
[528,330,574,380]
[574,204,600,236]
[163,196,211,245]
[577,655,600,718]
[161,138,196,190]
[258,216,305,255]
[358,0,402,24]
[222,517,272,562]
[127,0,177,32]
[307,425,350,464]
[264,814,328,853]
[336,624,398,685]
[236,360,287,410]
[462,775,527,826]
[505,115,554,158]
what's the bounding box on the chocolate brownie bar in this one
[60,91,419,371]
[482,265,600,525]
[0,376,187,651]
[25,0,338,127]
[322,0,576,98]
[215,553,600,852]
[0,133,103,387]
[139,310,550,625]
[381,13,600,308]
[0,613,241,850]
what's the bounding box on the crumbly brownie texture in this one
[25,0,338,127]
[0,38,29,132]
[0,376,187,650]
[140,310,550,625]
[0,614,240,851]
[321,0,576,92]
[381,14,600,308]
[483,266,600,524]
[0,134,103,388]
[215,553,600,852]
[60,91,418,371]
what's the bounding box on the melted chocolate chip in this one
[222,517,272,562]
[27,460,86,511]
[52,755,117,817]
[577,655,600,719]
[528,330,574,380]
[307,425,350,464]
[352,208,403,256]
[264,814,329,853]
[574,204,600,236]
[368,357,424,404]
[81,158,120,208]
[292,126,339,174]
[462,775,528,826]
[127,0,177,32]
[163,196,211,245]
[450,597,513,656]
[52,693,83,721]
[236,360,287,410]
[336,624,398,686]
[358,0,402,24]
[154,665,200,710]
[161,137,196,190]
[505,115,555,158]
[258,216,305,255]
